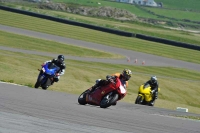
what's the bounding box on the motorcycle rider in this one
[42,55,66,84]
[89,68,132,94]
[143,76,159,105]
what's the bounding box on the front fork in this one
[138,94,144,103]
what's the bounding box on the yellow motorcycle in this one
[135,84,160,106]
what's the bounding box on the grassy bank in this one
[0,30,123,59]
[0,50,200,114]
[1,10,200,64]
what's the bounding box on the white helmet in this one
[150,76,157,84]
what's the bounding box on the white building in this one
[135,0,157,6]
[116,0,134,3]
[116,0,158,7]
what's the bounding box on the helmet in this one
[57,55,64,63]
[122,69,132,81]
[150,76,157,84]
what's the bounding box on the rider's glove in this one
[106,75,112,80]
[150,90,155,94]
[56,73,60,76]
[41,63,45,67]
[107,76,116,83]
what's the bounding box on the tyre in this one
[78,90,89,105]
[148,100,154,106]
[42,86,48,90]
[100,93,119,108]
[42,79,51,90]
[135,95,143,104]
[34,76,44,88]
[111,101,117,106]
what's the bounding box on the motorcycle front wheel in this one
[41,78,51,90]
[34,76,44,88]
[135,95,143,104]
[100,93,119,108]
[78,90,89,105]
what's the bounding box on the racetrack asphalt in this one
[0,24,200,71]
[0,25,200,133]
[0,82,200,133]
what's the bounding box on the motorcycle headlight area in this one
[46,72,53,75]
[42,68,54,75]
[42,67,45,72]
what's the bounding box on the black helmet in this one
[150,76,157,84]
[57,55,64,63]
[122,69,132,81]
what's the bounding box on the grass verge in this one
[169,115,200,121]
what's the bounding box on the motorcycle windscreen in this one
[47,63,59,69]
[118,79,126,94]
[119,85,126,94]
[44,64,58,75]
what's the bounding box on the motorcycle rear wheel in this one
[78,90,89,105]
[34,76,44,88]
[100,93,119,108]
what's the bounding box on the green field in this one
[51,0,200,21]
[52,0,200,11]
[154,0,200,10]
[145,7,200,21]
[2,0,200,26]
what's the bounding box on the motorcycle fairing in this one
[86,84,117,105]
[86,78,122,105]
[43,63,59,76]
[119,84,126,94]
[38,63,59,86]
[139,85,152,102]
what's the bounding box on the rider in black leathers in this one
[42,55,66,84]
[143,76,159,105]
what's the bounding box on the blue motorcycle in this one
[34,62,60,90]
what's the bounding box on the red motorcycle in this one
[78,77,127,108]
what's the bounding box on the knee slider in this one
[54,78,59,82]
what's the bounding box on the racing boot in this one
[51,77,59,85]
[155,91,158,99]
[150,100,155,106]
[150,93,157,106]
[51,77,56,85]
[51,80,55,85]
